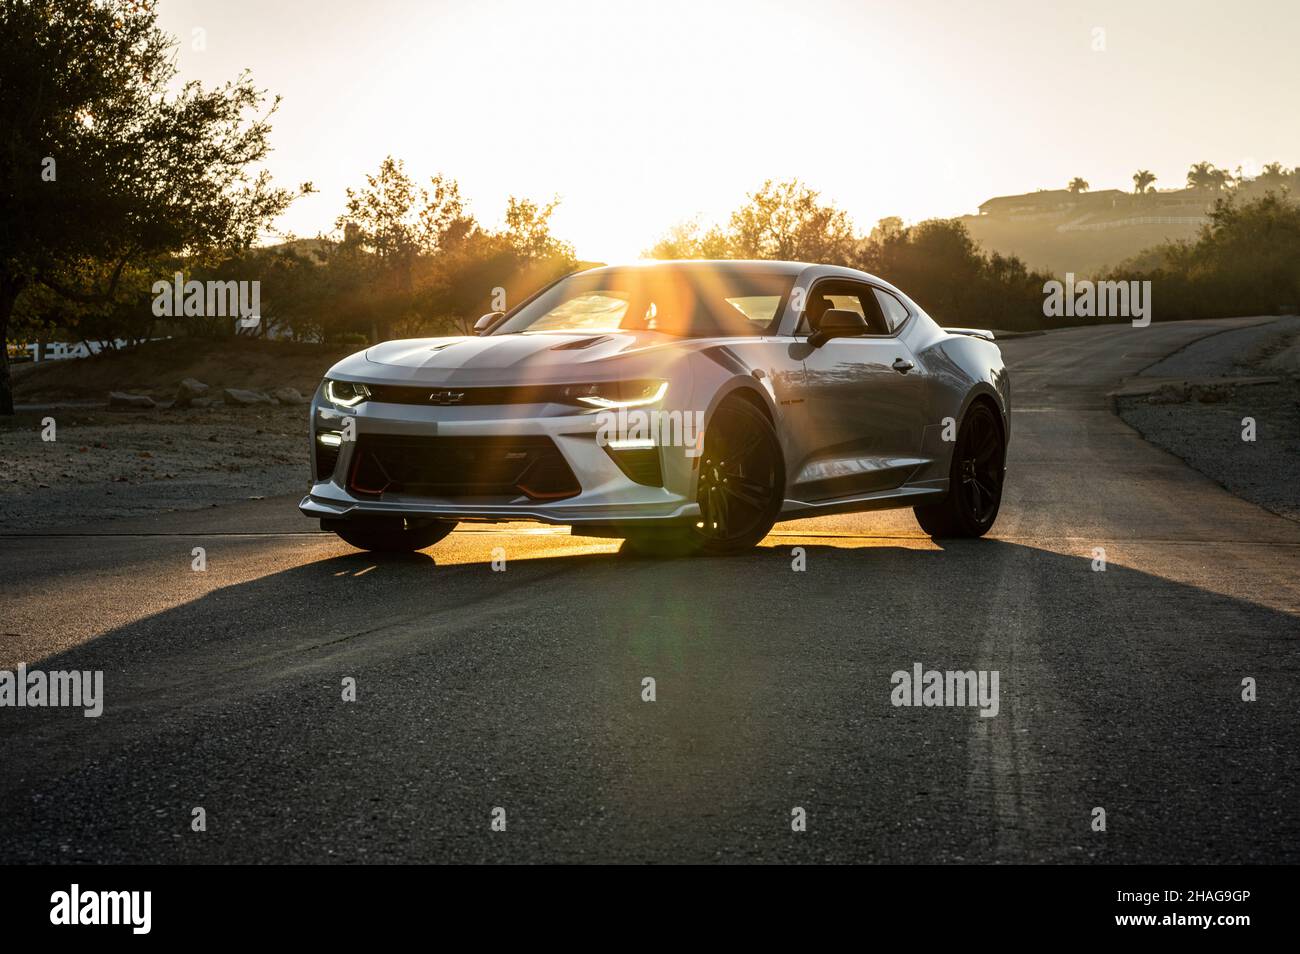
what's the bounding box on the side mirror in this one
[808,308,869,347]
[474,311,506,335]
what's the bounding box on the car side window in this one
[801,280,889,335]
[872,288,911,332]
[823,294,865,318]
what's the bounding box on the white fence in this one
[1056,215,1206,233]
[19,338,170,361]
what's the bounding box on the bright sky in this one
[158,0,1300,263]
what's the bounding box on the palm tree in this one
[1258,162,1289,188]
[1132,170,1157,194]
[1067,177,1090,194]
[1187,161,1232,191]
[1187,161,1212,190]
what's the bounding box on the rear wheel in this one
[624,399,784,557]
[323,516,457,552]
[913,401,1004,538]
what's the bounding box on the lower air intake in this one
[348,434,580,501]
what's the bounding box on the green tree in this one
[332,160,578,339]
[502,195,575,264]
[644,180,856,262]
[643,219,733,259]
[868,216,906,245]
[420,175,478,250]
[1067,177,1090,194]
[334,159,496,339]
[644,184,1049,329]
[726,179,858,263]
[1114,193,1300,319]
[0,0,300,414]
[859,218,1050,331]
[335,156,425,339]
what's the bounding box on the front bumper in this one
[298,492,700,526]
[301,396,701,527]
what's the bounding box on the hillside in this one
[961,187,1218,275]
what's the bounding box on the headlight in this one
[562,380,667,409]
[325,379,370,407]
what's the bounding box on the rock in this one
[1187,383,1235,403]
[222,388,274,406]
[1146,383,1188,405]
[272,386,306,405]
[1262,340,1300,377]
[109,391,156,409]
[174,377,210,407]
[190,396,218,408]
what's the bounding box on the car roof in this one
[577,259,890,285]
[579,259,804,276]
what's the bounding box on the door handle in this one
[891,357,914,373]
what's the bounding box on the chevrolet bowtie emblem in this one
[428,390,466,405]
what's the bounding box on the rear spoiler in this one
[943,327,996,341]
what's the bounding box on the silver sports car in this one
[300,260,1010,555]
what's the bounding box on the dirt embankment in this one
[0,405,311,531]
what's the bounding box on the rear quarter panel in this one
[905,317,1010,483]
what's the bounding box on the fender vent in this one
[550,335,612,351]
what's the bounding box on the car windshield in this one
[493,268,794,337]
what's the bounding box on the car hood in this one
[342,330,689,385]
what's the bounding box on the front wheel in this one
[913,401,1005,538]
[624,399,784,557]
[323,516,457,552]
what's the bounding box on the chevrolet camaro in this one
[300,260,1010,555]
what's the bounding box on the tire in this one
[913,400,1005,539]
[323,516,457,553]
[624,398,784,557]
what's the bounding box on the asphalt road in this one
[1,317,1297,864]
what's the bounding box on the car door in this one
[789,279,928,499]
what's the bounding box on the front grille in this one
[348,434,580,500]
[367,383,575,406]
[365,380,659,407]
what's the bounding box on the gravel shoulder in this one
[1115,316,1300,522]
[1,338,350,532]
[0,404,310,532]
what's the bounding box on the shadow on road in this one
[1,538,1295,863]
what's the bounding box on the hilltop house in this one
[977,189,1128,218]
[964,187,1214,273]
